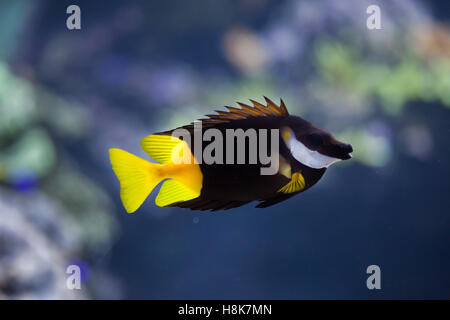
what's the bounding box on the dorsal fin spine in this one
[216,110,245,119]
[200,97,289,124]
[279,99,289,116]
[250,99,274,115]
[225,106,253,116]
[237,102,264,116]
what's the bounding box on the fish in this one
[109,97,353,213]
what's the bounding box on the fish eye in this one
[307,133,323,150]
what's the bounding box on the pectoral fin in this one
[278,172,305,194]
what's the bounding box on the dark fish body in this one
[163,116,326,210]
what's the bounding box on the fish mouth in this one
[342,153,352,160]
[340,144,353,160]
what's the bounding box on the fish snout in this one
[346,144,353,153]
[329,141,353,160]
[342,144,353,160]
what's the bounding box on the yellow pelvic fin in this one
[278,172,305,194]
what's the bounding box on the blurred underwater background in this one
[0,0,449,299]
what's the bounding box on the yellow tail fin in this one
[110,135,203,212]
[109,148,163,213]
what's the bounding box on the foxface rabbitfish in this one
[109,97,353,212]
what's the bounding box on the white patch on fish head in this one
[286,133,342,169]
